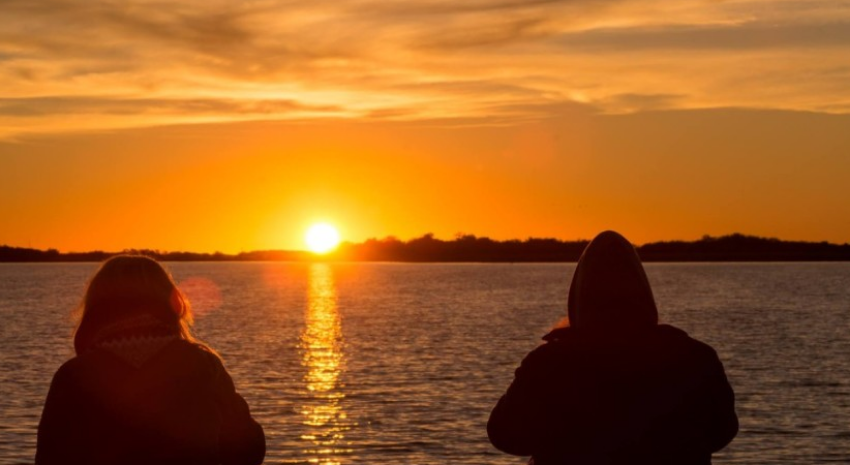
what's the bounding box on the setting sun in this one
[305,223,341,254]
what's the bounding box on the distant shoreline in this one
[3,233,850,262]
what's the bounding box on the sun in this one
[305,223,341,254]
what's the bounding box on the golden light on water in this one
[306,223,341,254]
[300,263,352,463]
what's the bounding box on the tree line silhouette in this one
[2,233,849,262]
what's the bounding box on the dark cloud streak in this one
[0,96,341,117]
[414,18,551,49]
[351,0,612,16]
[553,21,850,51]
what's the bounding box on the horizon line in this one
[3,232,849,257]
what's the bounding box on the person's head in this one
[73,255,198,354]
[566,230,658,332]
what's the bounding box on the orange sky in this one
[2,0,849,252]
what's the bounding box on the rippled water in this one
[1,262,849,464]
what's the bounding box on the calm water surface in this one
[1,262,849,464]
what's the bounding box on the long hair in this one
[73,255,213,356]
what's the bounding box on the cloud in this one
[354,0,589,16]
[553,21,850,51]
[0,96,341,117]
[601,93,684,113]
[1,0,849,137]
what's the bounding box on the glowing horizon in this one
[2,1,850,252]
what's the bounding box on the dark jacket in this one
[488,325,738,465]
[36,339,265,465]
[488,231,738,464]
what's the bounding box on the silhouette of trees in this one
[638,233,850,261]
[332,233,850,262]
[2,233,849,262]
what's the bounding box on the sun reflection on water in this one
[300,263,352,464]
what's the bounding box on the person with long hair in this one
[36,255,265,465]
[488,231,738,464]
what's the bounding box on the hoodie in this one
[487,231,738,465]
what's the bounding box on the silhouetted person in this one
[488,231,737,464]
[36,255,265,465]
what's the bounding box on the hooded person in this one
[487,231,738,465]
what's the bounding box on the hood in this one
[567,230,658,331]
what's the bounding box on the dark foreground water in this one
[1,262,849,464]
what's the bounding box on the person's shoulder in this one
[53,356,81,378]
[46,356,90,391]
[176,341,233,382]
[170,339,223,366]
[519,328,582,367]
[57,350,116,374]
[655,324,722,361]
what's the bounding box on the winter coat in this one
[36,338,265,465]
[488,231,738,464]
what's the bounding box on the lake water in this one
[1,262,849,464]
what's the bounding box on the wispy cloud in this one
[0,96,341,117]
[1,0,849,137]
[553,21,850,51]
